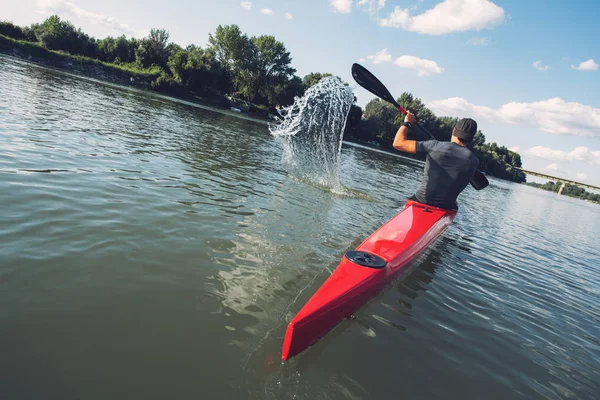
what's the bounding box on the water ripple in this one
[1,55,599,400]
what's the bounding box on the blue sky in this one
[4,0,599,186]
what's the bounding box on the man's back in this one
[414,140,479,210]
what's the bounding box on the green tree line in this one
[1,17,526,183]
[526,181,600,203]
[0,17,305,108]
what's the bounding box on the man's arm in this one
[393,111,417,154]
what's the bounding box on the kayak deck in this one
[281,200,456,360]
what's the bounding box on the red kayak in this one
[282,200,457,360]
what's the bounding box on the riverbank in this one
[0,34,272,122]
[0,34,159,87]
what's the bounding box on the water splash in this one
[269,77,355,192]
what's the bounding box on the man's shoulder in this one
[415,139,442,154]
[425,139,450,150]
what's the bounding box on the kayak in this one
[281,200,457,360]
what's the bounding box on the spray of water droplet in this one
[269,76,355,193]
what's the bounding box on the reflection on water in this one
[1,55,600,400]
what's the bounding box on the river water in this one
[1,55,599,400]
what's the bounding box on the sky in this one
[3,0,599,186]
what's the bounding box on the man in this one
[393,111,479,210]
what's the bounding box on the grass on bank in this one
[0,34,161,81]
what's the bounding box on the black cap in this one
[454,118,478,141]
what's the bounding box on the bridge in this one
[514,168,600,194]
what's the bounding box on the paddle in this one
[351,63,489,191]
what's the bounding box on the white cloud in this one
[378,0,505,35]
[366,48,392,64]
[394,55,444,76]
[364,49,444,76]
[37,0,146,37]
[331,0,352,14]
[285,12,293,20]
[576,172,588,181]
[532,60,551,71]
[260,8,274,15]
[358,0,386,14]
[519,146,600,165]
[571,59,599,71]
[545,163,559,171]
[428,97,600,137]
[358,57,367,62]
[358,0,385,5]
[468,37,489,46]
[240,1,252,10]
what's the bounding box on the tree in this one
[509,152,522,168]
[34,15,78,52]
[473,130,486,147]
[0,20,29,41]
[208,25,296,105]
[96,36,115,61]
[208,25,252,76]
[22,26,37,42]
[302,72,333,89]
[167,49,188,83]
[362,98,399,145]
[77,31,97,58]
[246,35,296,103]
[397,93,437,141]
[166,45,229,95]
[434,116,458,141]
[136,28,170,68]
[29,16,96,57]
[99,35,137,63]
[188,46,230,94]
[277,75,304,106]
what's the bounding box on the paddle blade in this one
[352,63,400,109]
[471,170,489,190]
